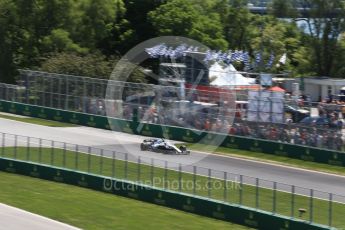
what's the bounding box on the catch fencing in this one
[0,100,344,168]
[1,70,344,152]
[0,131,343,229]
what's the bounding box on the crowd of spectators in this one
[127,104,344,152]
[81,98,344,152]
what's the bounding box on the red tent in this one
[268,86,285,92]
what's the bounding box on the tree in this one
[70,0,129,51]
[269,0,297,18]
[148,0,228,50]
[331,33,345,77]
[0,0,18,83]
[224,2,253,50]
[296,0,345,76]
[99,0,136,55]
[14,0,74,67]
[0,0,137,83]
[39,52,115,78]
[122,0,165,50]
[0,0,77,83]
[248,16,306,73]
[41,29,88,54]
[39,52,147,83]
[222,2,307,74]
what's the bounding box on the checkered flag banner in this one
[145,44,277,70]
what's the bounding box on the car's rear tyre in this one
[140,143,147,151]
[179,145,187,152]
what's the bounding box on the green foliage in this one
[123,0,165,46]
[1,0,345,83]
[41,29,88,54]
[148,0,228,50]
[331,33,345,77]
[39,52,147,83]
[39,52,115,78]
[223,3,306,73]
[72,0,125,49]
[0,0,18,83]
[274,0,345,77]
[249,16,305,73]
[268,0,297,18]
[225,4,253,50]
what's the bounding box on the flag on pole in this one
[243,51,250,70]
[266,53,275,69]
[279,53,287,64]
[255,52,262,66]
[203,50,212,64]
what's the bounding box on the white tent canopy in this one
[208,62,255,86]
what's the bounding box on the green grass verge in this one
[181,143,345,177]
[0,113,77,127]
[1,147,344,229]
[0,172,251,230]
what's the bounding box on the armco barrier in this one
[0,100,344,167]
[0,157,331,230]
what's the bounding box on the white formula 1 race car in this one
[140,138,190,155]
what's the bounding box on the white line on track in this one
[0,203,80,230]
[192,149,345,179]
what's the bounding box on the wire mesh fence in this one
[0,131,344,228]
[1,70,345,152]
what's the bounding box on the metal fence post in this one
[151,158,154,187]
[58,78,62,109]
[14,135,17,159]
[51,141,54,166]
[49,80,53,107]
[178,163,182,192]
[63,142,66,168]
[239,175,243,205]
[1,133,5,157]
[65,78,69,110]
[137,157,141,182]
[328,193,333,227]
[208,168,211,198]
[273,182,277,214]
[87,146,91,173]
[193,166,196,195]
[291,185,295,218]
[100,149,104,175]
[26,136,30,161]
[42,88,45,106]
[164,161,168,190]
[112,151,115,178]
[38,138,42,163]
[124,153,128,179]
[75,145,78,170]
[309,189,314,223]
[256,178,259,209]
[83,80,86,112]
[223,172,227,202]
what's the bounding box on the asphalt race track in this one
[1,118,345,202]
[0,203,79,230]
